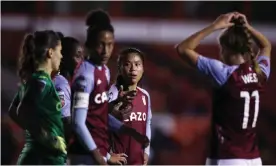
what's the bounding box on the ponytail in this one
[18,34,36,82]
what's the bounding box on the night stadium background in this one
[1,1,276,165]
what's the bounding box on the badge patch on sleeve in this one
[37,79,47,92]
[259,59,268,67]
[57,91,65,108]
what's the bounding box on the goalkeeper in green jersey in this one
[8,30,66,165]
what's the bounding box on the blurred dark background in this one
[1,1,276,165]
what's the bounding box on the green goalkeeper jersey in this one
[17,70,66,164]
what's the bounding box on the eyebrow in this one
[125,60,142,63]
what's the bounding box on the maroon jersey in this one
[109,85,152,165]
[197,55,271,159]
[69,60,110,156]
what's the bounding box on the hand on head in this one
[212,12,249,30]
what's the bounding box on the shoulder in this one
[53,74,69,87]
[137,87,151,100]
[25,72,51,95]
[53,75,71,94]
[31,72,51,88]
[74,60,96,80]
[137,87,150,97]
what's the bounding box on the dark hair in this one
[18,30,60,82]
[58,34,82,78]
[116,47,145,88]
[85,9,114,48]
[219,17,262,77]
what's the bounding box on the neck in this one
[126,83,138,91]
[37,63,52,76]
[228,54,246,65]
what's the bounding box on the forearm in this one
[246,25,271,50]
[118,125,136,135]
[73,108,97,151]
[144,121,151,155]
[108,114,123,132]
[177,24,216,52]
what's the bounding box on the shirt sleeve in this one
[8,90,22,127]
[144,94,152,156]
[256,55,271,79]
[108,114,123,132]
[71,74,97,151]
[196,55,238,86]
[108,84,119,103]
[55,82,71,118]
[24,78,49,105]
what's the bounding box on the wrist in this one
[208,24,218,31]
[120,125,135,135]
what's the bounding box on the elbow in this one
[176,44,191,57]
[265,42,272,51]
[259,40,272,52]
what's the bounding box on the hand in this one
[118,85,137,104]
[110,102,132,121]
[212,12,235,30]
[108,153,128,165]
[233,12,249,27]
[53,136,67,154]
[133,132,150,149]
[91,149,107,165]
[143,153,149,165]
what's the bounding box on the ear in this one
[47,48,54,58]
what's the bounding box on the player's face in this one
[94,31,114,65]
[73,44,84,65]
[51,41,63,72]
[120,53,144,85]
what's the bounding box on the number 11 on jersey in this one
[240,90,260,129]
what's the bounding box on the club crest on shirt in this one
[142,95,146,105]
[97,79,102,85]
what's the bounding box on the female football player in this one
[109,47,152,165]
[176,12,271,165]
[9,30,66,164]
[69,9,149,165]
[52,33,84,143]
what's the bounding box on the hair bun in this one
[86,9,111,27]
[56,32,64,39]
[231,17,245,27]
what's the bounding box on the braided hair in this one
[219,17,262,78]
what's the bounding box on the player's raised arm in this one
[176,13,235,66]
[234,13,272,80]
[236,13,272,58]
